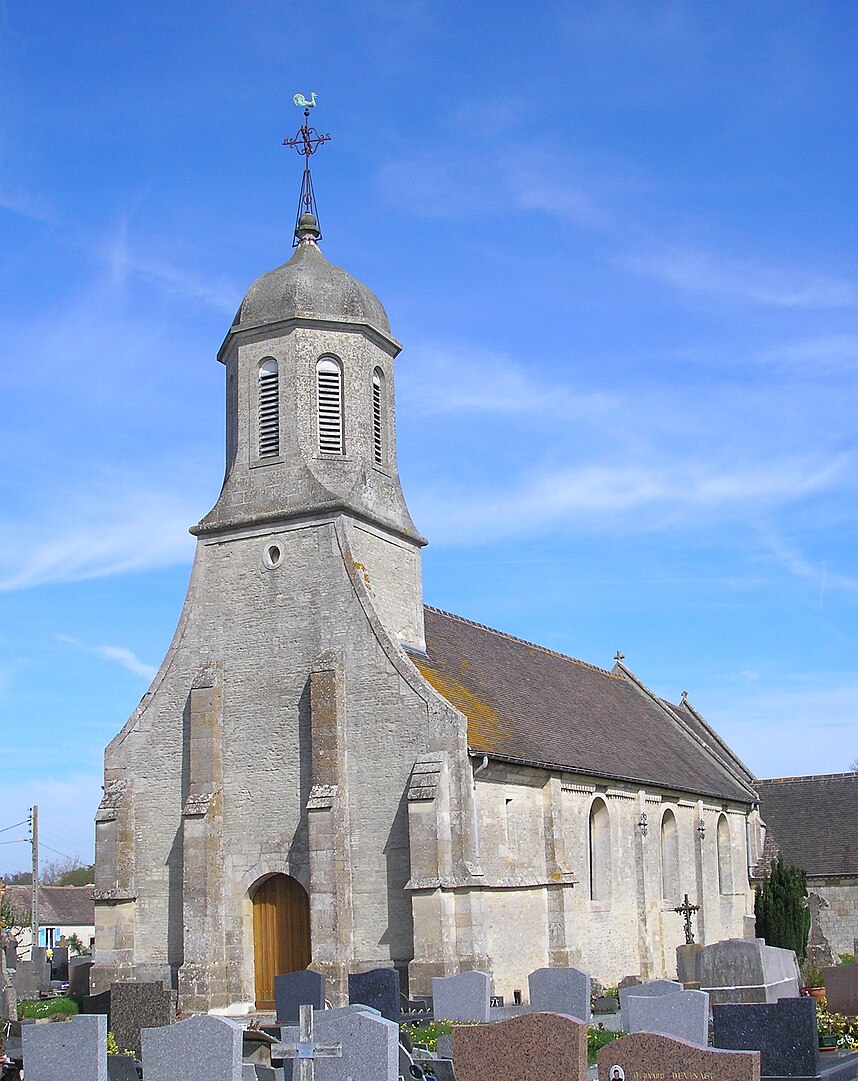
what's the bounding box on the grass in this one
[17,996,80,1020]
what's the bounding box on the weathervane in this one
[283,92,331,246]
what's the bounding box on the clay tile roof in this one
[754,773,858,877]
[2,885,94,927]
[413,606,756,803]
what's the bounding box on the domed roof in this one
[233,237,391,337]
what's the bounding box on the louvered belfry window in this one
[372,368,384,466]
[258,359,279,457]
[316,357,344,455]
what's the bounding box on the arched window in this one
[661,809,680,903]
[372,367,385,466]
[717,814,733,894]
[589,798,612,902]
[316,357,344,455]
[258,359,279,458]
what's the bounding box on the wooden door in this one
[251,874,311,1010]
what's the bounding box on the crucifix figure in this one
[674,893,701,945]
[283,92,332,245]
[273,1004,342,1081]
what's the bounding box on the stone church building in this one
[93,208,764,1012]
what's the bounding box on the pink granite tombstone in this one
[452,1011,588,1081]
[597,1032,760,1081]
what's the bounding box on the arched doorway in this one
[251,874,311,1010]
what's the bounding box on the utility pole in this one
[30,805,39,956]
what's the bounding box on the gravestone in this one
[528,966,591,1021]
[22,1012,108,1081]
[10,960,40,999]
[348,966,401,1021]
[142,1014,243,1081]
[436,1035,453,1059]
[823,965,858,1016]
[618,979,682,1031]
[243,1067,277,1081]
[110,980,175,1055]
[625,988,710,1048]
[597,1032,760,1081]
[712,997,819,1078]
[107,1055,139,1081]
[274,969,326,1023]
[273,1007,399,1080]
[69,958,94,998]
[452,1011,588,1081]
[81,988,112,1019]
[31,946,52,991]
[0,948,16,1022]
[51,945,70,981]
[4,938,18,970]
[679,939,801,1005]
[426,1062,456,1081]
[432,971,491,1023]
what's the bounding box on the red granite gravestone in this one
[597,1032,760,1081]
[452,1011,588,1081]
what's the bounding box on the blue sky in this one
[1,1,857,873]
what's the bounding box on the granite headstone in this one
[22,1012,107,1081]
[528,966,591,1021]
[452,1011,588,1081]
[432,971,491,1023]
[626,988,710,1048]
[273,1007,399,1080]
[107,1055,139,1081]
[51,945,70,982]
[681,939,801,1005]
[712,996,818,1078]
[109,980,174,1055]
[142,1014,243,1081]
[597,1032,760,1081]
[274,969,326,1023]
[69,958,94,998]
[348,966,401,1021]
[823,966,858,1017]
[619,979,683,1031]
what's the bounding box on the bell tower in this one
[192,103,426,648]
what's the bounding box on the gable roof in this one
[754,773,858,878]
[2,885,94,927]
[412,606,757,803]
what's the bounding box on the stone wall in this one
[807,877,858,960]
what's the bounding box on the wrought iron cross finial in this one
[284,93,332,246]
[614,650,625,663]
[674,892,701,945]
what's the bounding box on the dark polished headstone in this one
[713,997,818,1078]
[823,966,858,1017]
[51,946,69,982]
[349,967,401,1022]
[69,958,94,998]
[273,969,326,1024]
[109,981,175,1056]
[108,1054,139,1081]
[81,988,112,1019]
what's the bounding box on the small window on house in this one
[372,368,385,466]
[661,809,680,903]
[316,357,344,455]
[717,813,733,894]
[258,359,279,457]
[589,797,612,902]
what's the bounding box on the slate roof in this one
[754,773,858,878]
[2,885,94,927]
[412,606,757,803]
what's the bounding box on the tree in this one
[850,757,858,772]
[754,852,811,962]
[41,856,94,886]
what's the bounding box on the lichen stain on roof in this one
[412,657,507,750]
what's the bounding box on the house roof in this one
[2,885,94,927]
[412,606,757,803]
[754,773,858,878]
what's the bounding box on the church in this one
[92,140,764,1012]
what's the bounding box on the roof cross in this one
[272,1004,342,1081]
[614,650,625,662]
[283,92,332,246]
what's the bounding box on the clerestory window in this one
[316,357,344,455]
[258,359,279,458]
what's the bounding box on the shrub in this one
[754,853,811,963]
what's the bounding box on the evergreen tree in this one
[754,852,811,962]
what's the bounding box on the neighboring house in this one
[2,885,95,960]
[754,773,858,963]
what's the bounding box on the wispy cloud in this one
[56,635,157,680]
[758,530,858,601]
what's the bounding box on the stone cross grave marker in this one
[22,1012,108,1081]
[528,965,591,1021]
[274,1004,342,1081]
[597,1032,760,1081]
[141,1013,243,1081]
[452,1011,588,1081]
[626,987,710,1048]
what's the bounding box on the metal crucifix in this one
[273,1004,342,1081]
[674,893,701,945]
[283,92,331,245]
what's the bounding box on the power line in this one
[0,838,29,845]
[38,842,75,861]
[0,820,28,835]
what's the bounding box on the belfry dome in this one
[233,233,391,337]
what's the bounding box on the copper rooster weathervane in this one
[284,92,331,245]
